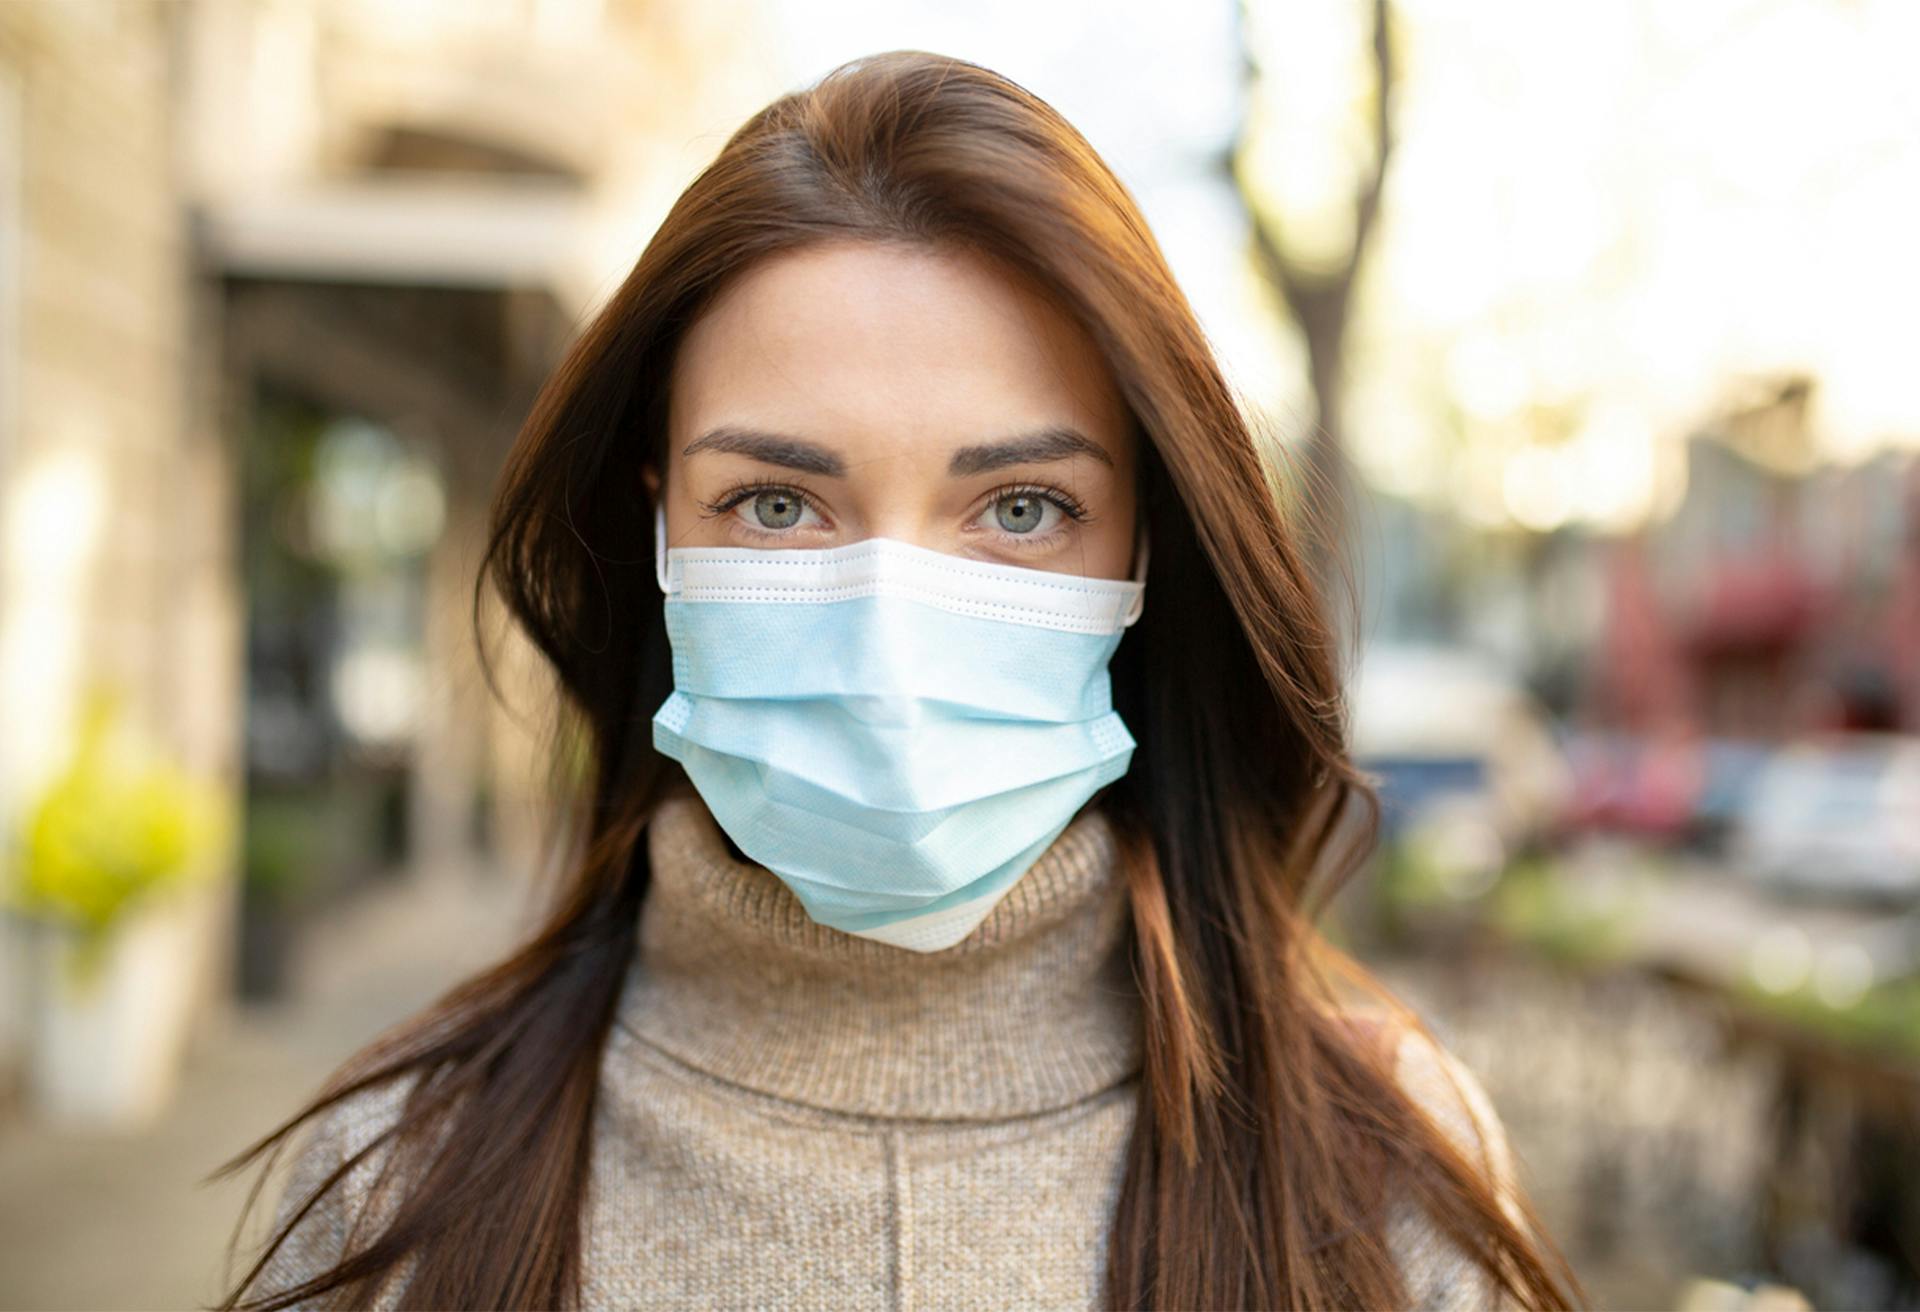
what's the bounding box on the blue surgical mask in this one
[649,503,1148,952]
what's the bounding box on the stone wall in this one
[0,0,241,1094]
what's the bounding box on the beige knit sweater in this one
[253,787,1523,1310]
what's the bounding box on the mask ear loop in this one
[654,501,673,595]
[1120,515,1150,626]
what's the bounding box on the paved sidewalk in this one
[0,866,536,1312]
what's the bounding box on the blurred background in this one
[0,1,1915,1308]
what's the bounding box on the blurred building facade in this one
[0,2,233,1097]
[0,0,761,1105]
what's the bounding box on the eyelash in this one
[695,479,1092,549]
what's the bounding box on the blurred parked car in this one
[1350,644,1573,884]
[1560,728,1772,853]
[1691,737,1775,852]
[1728,733,1920,905]
[1559,729,1697,843]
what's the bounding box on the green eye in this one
[752,489,804,529]
[994,493,1047,534]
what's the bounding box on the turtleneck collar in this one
[609,786,1145,1121]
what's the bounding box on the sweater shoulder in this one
[1390,1023,1517,1198]
[247,1074,420,1309]
[1382,1022,1527,1311]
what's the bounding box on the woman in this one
[215,49,1587,1311]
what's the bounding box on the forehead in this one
[666,240,1129,455]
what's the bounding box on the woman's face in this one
[645,240,1140,580]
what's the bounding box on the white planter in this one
[17,887,205,1130]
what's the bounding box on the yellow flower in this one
[6,683,231,944]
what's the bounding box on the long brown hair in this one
[211,49,1587,1310]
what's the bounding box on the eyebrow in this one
[682,424,1115,477]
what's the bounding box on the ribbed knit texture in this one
[254,786,1523,1310]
